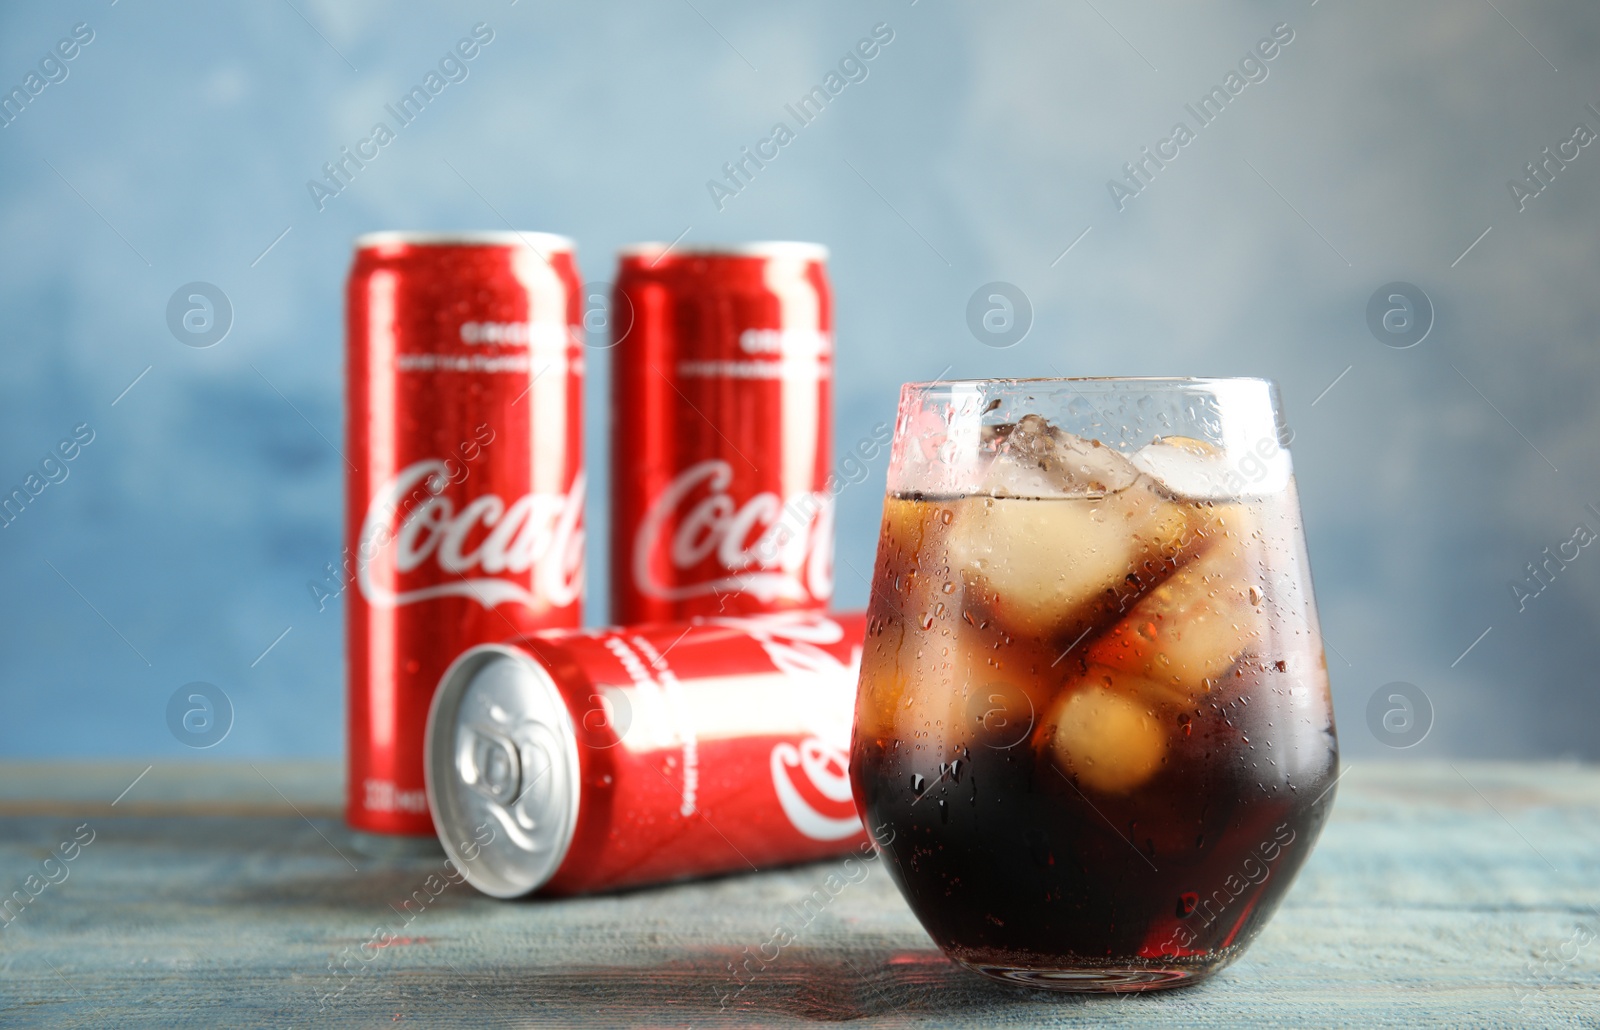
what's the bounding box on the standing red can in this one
[610,243,834,625]
[425,611,869,897]
[346,231,586,841]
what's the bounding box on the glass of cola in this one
[851,377,1338,991]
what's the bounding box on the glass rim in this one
[901,375,1277,392]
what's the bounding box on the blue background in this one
[1,1,1595,760]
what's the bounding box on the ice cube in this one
[954,421,1199,640]
[873,495,961,631]
[1042,680,1166,793]
[1085,504,1266,705]
[878,495,943,565]
[960,671,1039,750]
[943,618,1062,751]
[855,497,960,742]
[1133,433,1292,500]
[948,485,1192,639]
[948,495,1128,636]
[857,607,1052,753]
[1131,436,1231,500]
[854,610,971,747]
[854,632,911,744]
[980,416,1141,499]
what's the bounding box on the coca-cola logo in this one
[770,737,861,841]
[707,610,851,678]
[633,459,832,604]
[357,460,583,609]
[710,613,860,746]
[708,612,863,841]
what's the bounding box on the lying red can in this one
[424,611,867,897]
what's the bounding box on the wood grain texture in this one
[0,761,1596,1027]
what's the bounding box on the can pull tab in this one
[464,728,522,805]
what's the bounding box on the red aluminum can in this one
[424,611,869,897]
[610,243,834,625]
[346,230,586,841]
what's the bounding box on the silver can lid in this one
[424,644,581,899]
[616,240,828,261]
[354,229,575,252]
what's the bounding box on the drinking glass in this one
[851,377,1338,991]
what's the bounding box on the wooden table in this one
[1,761,1595,1027]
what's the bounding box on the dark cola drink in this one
[851,378,1338,991]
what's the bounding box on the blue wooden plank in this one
[0,762,1596,1027]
